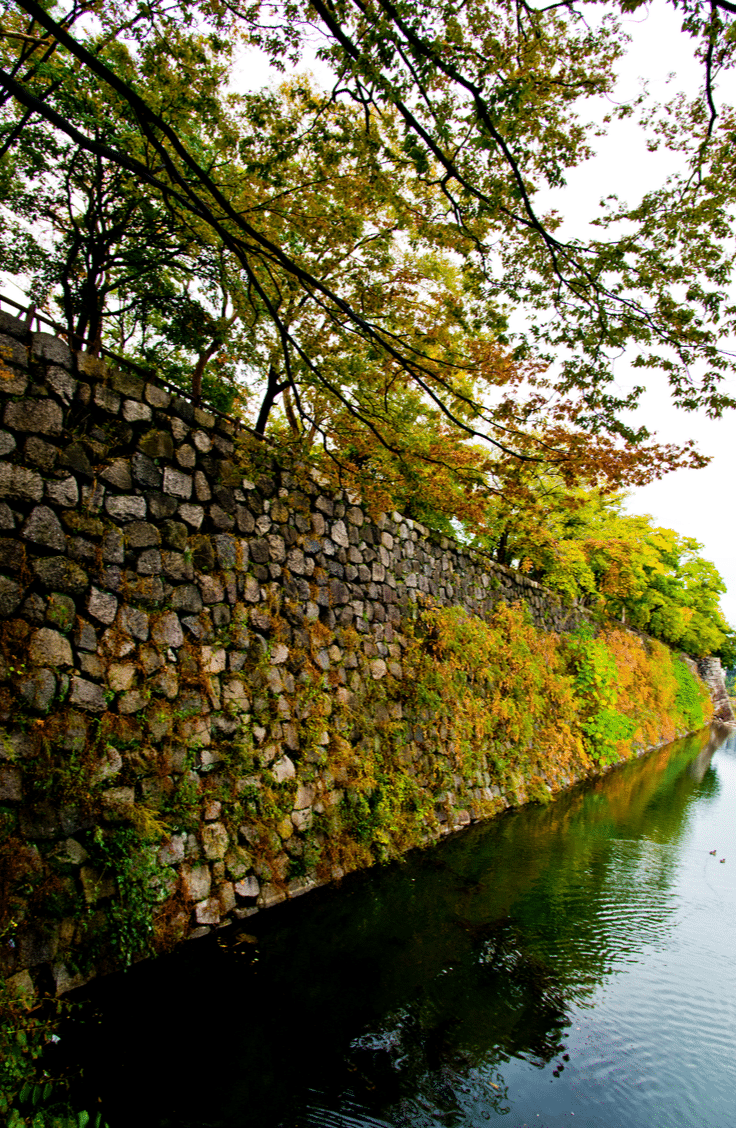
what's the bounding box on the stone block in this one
[128,452,160,490]
[194,470,211,501]
[191,536,215,572]
[194,897,221,925]
[234,875,260,899]
[101,529,124,564]
[291,807,313,833]
[16,920,60,967]
[0,331,28,370]
[0,311,24,338]
[181,863,211,903]
[80,865,115,904]
[110,371,143,401]
[270,643,289,665]
[22,505,66,552]
[100,458,132,491]
[235,506,255,534]
[58,441,93,478]
[224,845,251,881]
[123,399,152,424]
[152,666,178,699]
[0,575,22,617]
[177,503,204,528]
[199,575,224,604]
[249,538,269,565]
[105,494,147,522]
[108,663,136,692]
[119,605,149,640]
[94,384,121,414]
[69,677,107,712]
[257,883,286,908]
[144,492,176,522]
[74,621,97,651]
[29,627,72,667]
[152,610,184,649]
[25,436,57,471]
[271,755,296,783]
[161,551,192,582]
[46,475,78,507]
[32,332,71,367]
[201,646,226,674]
[193,429,212,452]
[163,467,192,499]
[158,834,186,866]
[213,533,237,568]
[0,537,24,572]
[211,504,235,531]
[172,584,203,614]
[0,462,43,502]
[243,575,260,603]
[176,443,196,469]
[0,367,26,400]
[118,689,147,714]
[145,383,171,409]
[293,782,316,810]
[126,521,160,549]
[218,881,236,914]
[33,557,88,594]
[202,821,229,860]
[22,591,45,627]
[79,652,104,680]
[267,534,286,563]
[139,429,174,460]
[46,365,77,404]
[81,482,105,514]
[158,519,185,551]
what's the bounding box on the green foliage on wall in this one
[564,626,636,767]
[672,659,707,734]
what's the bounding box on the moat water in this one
[66,724,736,1127]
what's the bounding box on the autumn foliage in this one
[404,603,713,799]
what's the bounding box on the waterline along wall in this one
[0,311,725,996]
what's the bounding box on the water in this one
[63,725,736,1127]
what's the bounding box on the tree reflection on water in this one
[65,725,729,1128]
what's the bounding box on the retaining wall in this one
[0,311,720,996]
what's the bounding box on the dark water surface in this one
[67,725,736,1127]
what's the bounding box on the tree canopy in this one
[468,485,735,661]
[0,0,734,537]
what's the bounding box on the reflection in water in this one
[63,724,736,1128]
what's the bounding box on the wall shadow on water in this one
[59,724,729,1128]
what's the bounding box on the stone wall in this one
[697,658,735,723]
[0,310,717,996]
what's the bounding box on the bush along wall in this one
[0,309,718,1022]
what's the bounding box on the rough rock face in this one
[697,657,735,723]
[0,310,720,997]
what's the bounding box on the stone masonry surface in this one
[0,310,725,998]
